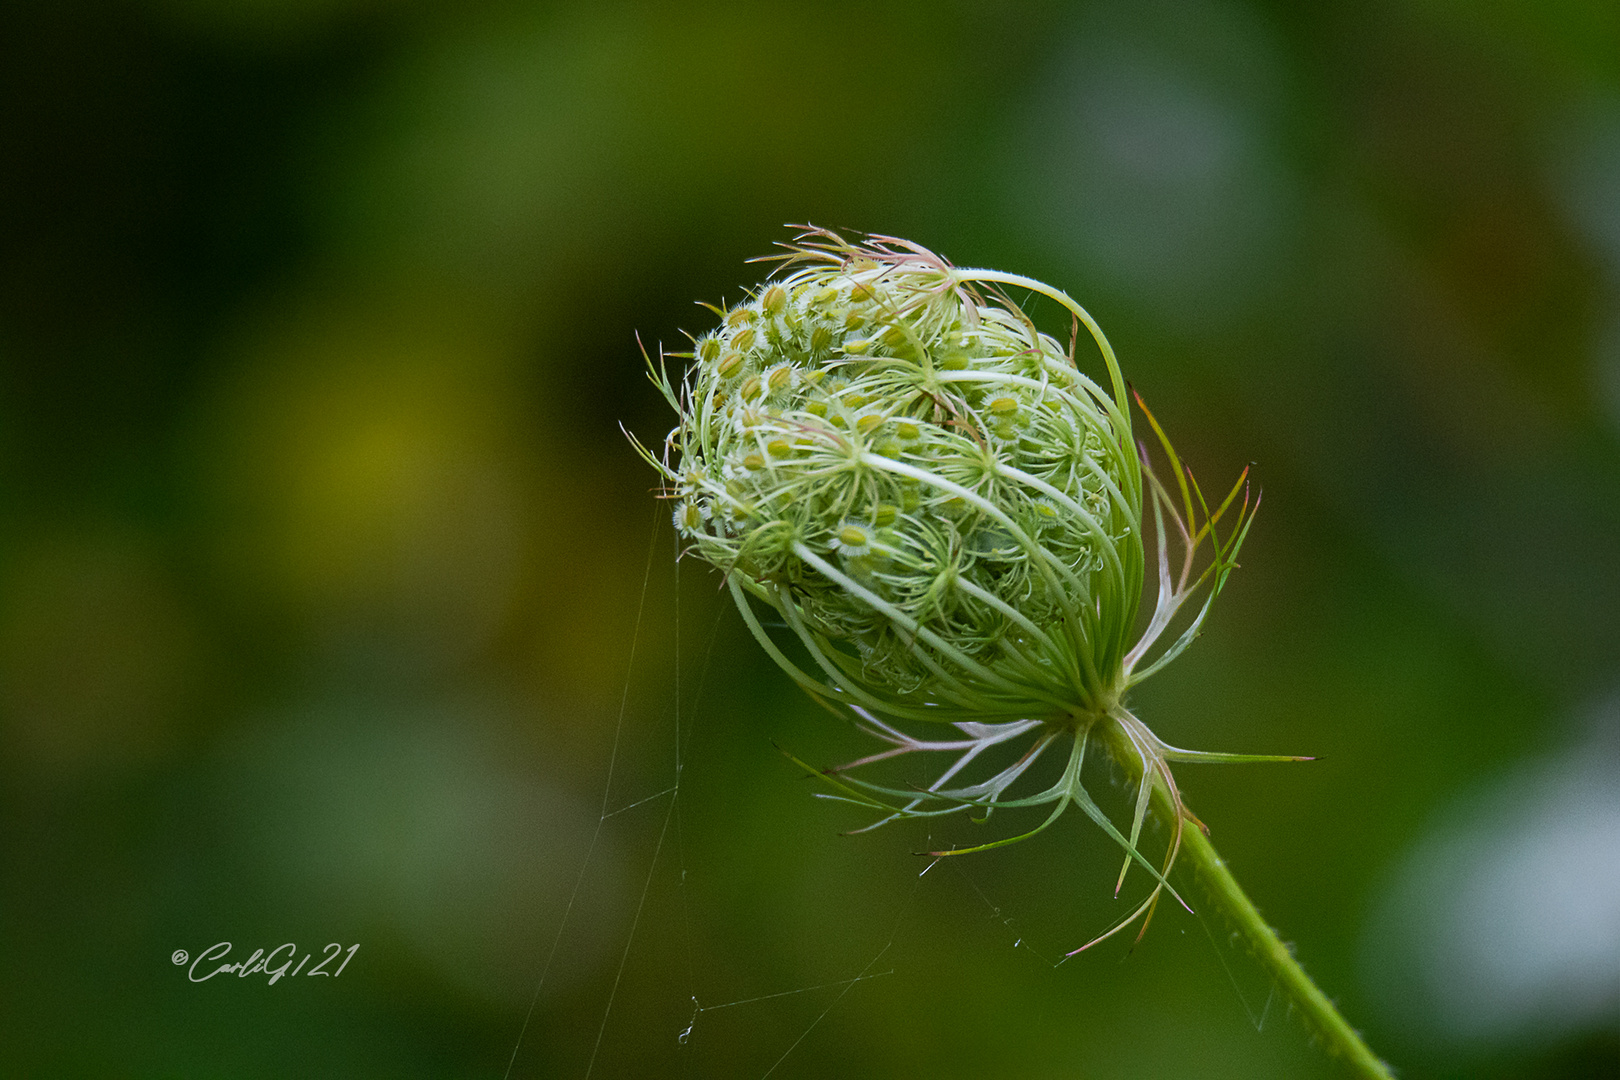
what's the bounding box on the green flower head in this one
[636,231,1392,1073]
[635,229,1273,949]
[640,228,1226,718]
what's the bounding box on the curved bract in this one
[634,228,1277,948]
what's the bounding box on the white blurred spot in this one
[1549,94,1620,274]
[1363,702,1620,1048]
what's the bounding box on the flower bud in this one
[633,231,1267,952]
[639,229,1149,721]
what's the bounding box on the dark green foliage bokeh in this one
[3,2,1619,1077]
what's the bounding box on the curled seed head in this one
[644,229,1145,717]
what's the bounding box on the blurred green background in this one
[3,1,1620,1077]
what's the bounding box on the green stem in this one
[1177,823,1395,1080]
[1097,721,1394,1078]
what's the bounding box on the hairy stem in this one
[1098,723,1395,1079]
[1177,824,1394,1079]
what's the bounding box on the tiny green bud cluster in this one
[641,232,1148,722]
[636,230,1266,955]
[634,234,1379,1074]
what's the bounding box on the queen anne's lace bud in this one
[639,230,1154,722]
[635,229,1268,953]
[635,235,1387,1072]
